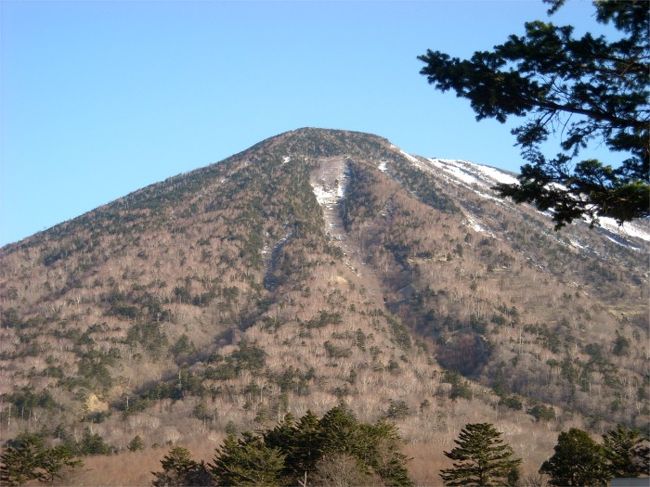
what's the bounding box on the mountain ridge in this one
[4,126,648,251]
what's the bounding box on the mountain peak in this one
[277,126,387,141]
[249,126,393,161]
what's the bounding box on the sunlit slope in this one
[0,128,647,458]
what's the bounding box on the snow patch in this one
[378,160,387,172]
[465,214,495,237]
[427,158,518,188]
[569,239,586,250]
[598,217,650,242]
[310,162,348,210]
[471,164,519,186]
[473,190,505,203]
[312,183,338,207]
[468,219,486,233]
[604,235,640,251]
[282,156,291,165]
[431,159,483,186]
[337,181,345,199]
[423,158,511,205]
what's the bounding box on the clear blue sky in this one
[1,0,611,246]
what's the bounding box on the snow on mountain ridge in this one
[389,146,650,244]
[426,157,518,187]
[598,217,650,243]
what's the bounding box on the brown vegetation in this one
[0,128,647,484]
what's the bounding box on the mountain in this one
[1,128,648,483]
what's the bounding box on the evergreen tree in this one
[263,407,413,486]
[439,423,521,486]
[38,445,82,485]
[0,434,46,486]
[602,425,650,478]
[210,433,285,486]
[151,446,211,487]
[127,435,145,452]
[419,0,649,228]
[318,405,413,486]
[360,420,413,487]
[0,434,81,486]
[290,410,323,477]
[263,411,323,484]
[76,427,112,455]
[318,406,365,456]
[540,428,610,486]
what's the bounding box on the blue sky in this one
[1,0,610,246]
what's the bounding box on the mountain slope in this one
[0,128,647,479]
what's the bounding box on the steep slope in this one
[339,146,648,428]
[0,128,647,479]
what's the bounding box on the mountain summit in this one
[0,128,647,481]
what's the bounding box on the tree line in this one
[3,406,648,486]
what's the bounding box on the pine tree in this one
[602,425,650,478]
[540,428,610,486]
[77,427,111,455]
[318,405,363,457]
[0,434,46,486]
[0,434,81,486]
[151,446,211,487]
[262,416,297,484]
[263,411,323,484]
[361,420,413,487]
[210,433,285,486]
[38,445,82,485]
[127,435,145,452]
[290,410,323,477]
[419,0,649,228]
[439,423,521,486]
